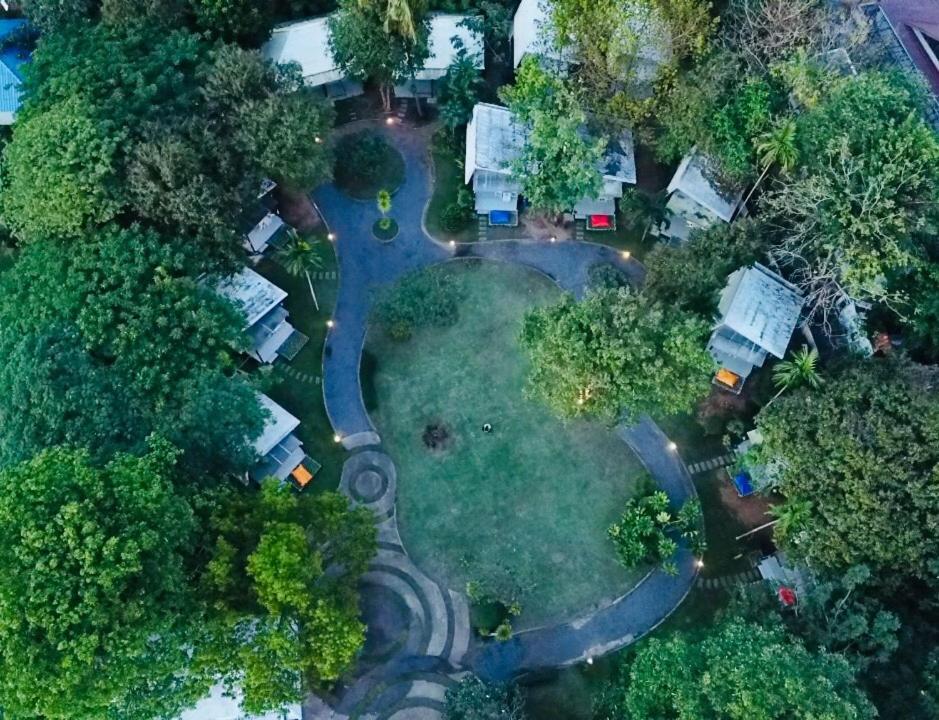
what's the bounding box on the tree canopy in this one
[520,287,713,422]
[756,359,939,586]
[596,619,875,719]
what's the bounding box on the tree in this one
[765,72,939,319]
[741,116,797,207]
[277,230,326,310]
[437,45,485,131]
[500,57,605,214]
[520,287,714,423]
[329,0,431,111]
[755,359,939,586]
[19,0,91,31]
[765,345,821,406]
[608,489,703,575]
[0,442,215,720]
[192,0,274,44]
[444,676,526,720]
[595,619,875,719]
[643,218,766,316]
[204,481,377,712]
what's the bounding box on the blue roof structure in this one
[0,19,30,120]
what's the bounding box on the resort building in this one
[512,0,569,69]
[394,14,484,99]
[263,15,363,101]
[215,268,306,364]
[0,19,30,125]
[464,102,636,228]
[243,180,288,258]
[661,149,744,243]
[251,394,319,488]
[708,263,804,394]
[863,0,939,130]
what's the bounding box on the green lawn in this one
[425,145,476,244]
[256,240,345,492]
[365,260,647,629]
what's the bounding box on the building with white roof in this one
[263,15,363,100]
[250,393,313,485]
[661,149,744,243]
[512,0,569,69]
[708,263,804,393]
[464,102,636,227]
[395,14,484,99]
[215,268,303,364]
[179,683,301,720]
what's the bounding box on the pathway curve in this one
[311,120,698,717]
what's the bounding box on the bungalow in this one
[863,0,939,130]
[660,149,744,243]
[243,180,288,258]
[512,0,569,69]
[251,393,319,488]
[463,102,636,228]
[708,263,804,394]
[395,14,483,100]
[215,268,306,364]
[262,15,363,101]
[0,19,30,125]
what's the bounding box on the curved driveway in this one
[314,121,698,680]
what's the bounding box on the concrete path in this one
[310,119,699,716]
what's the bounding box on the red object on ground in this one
[778,586,797,607]
[589,214,612,229]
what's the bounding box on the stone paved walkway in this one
[309,120,699,718]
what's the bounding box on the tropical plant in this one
[277,230,325,310]
[377,189,393,230]
[765,345,821,407]
[618,188,671,242]
[742,116,798,207]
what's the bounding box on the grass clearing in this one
[256,240,344,492]
[365,260,647,628]
[425,145,476,243]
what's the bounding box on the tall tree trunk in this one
[305,270,320,312]
[741,162,771,211]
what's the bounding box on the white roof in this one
[599,130,636,185]
[216,268,288,328]
[263,15,343,86]
[513,0,565,67]
[667,149,743,222]
[253,394,301,458]
[179,683,300,720]
[464,103,527,184]
[418,14,483,79]
[716,264,804,360]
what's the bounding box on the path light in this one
[386,117,395,126]
[668,441,678,452]
[696,559,705,569]
[621,250,631,259]
[333,434,342,443]
[314,136,322,144]
[449,240,456,248]
[327,232,336,241]
[586,657,594,665]
[549,235,557,243]
[326,319,335,329]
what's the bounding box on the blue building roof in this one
[0,19,30,118]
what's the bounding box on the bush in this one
[333,131,404,198]
[374,269,463,340]
[588,262,630,290]
[608,488,704,575]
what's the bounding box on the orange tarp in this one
[291,465,314,488]
[715,368,741,388]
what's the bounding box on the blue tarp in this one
[733,471,754,497]
[489,210,513,226]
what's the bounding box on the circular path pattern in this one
[310,120,699,719]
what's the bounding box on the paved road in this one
[312,120,698,692]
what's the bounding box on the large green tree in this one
[329,0,431,111]
[520,286,713,423]
[500,57,605,214]
[0,442,214,720]
[756,359,939,586]
[203,481,377,713]
[596,619,875,719]
[444,676,526,720]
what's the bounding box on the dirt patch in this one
[519,211,574,242]
[422,421,453,452]
[715,473,775,528]
[275,186,323,234]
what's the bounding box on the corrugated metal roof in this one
[263,15,345,87]
[215,267,288,328]
[253,394,301,458]
[416,14,483,79]
[666,149,743,222]
[0,19,29,119]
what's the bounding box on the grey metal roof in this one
[715,263,804,360]
[666,149,743,222]
[215,267,288,328]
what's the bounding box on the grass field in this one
[365,261,647,629]
[425,146,476,244]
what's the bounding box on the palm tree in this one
[742,117,798,208]
[277,230,325,311]
[376,189,392,230]
[619,188,671,242]
[383,0,420,41]
[765,345,822,407]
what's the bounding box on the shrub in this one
[333,131,403,197]
[587,262,630,290]
[374,269,463,341]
